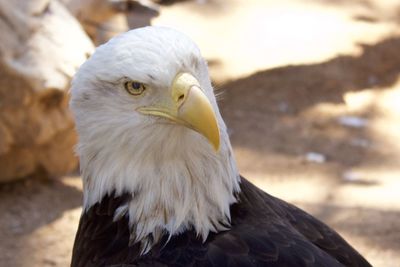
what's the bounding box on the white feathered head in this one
[70,26,239,252]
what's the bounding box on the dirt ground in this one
[1,0,400,266]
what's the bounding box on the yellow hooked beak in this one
[137,73,220,151]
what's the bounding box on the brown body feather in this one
[71,177,371,267]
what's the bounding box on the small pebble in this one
[305,152,326,163]
[350,138,370,148]
[338,116,368,128]
[278,101,289,113]
[342,171,362,182]
[368,75,378,86]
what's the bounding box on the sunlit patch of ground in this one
[154,0,400,82]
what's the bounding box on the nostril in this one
[178,94,185,102]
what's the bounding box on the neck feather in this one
[78,123,240,254]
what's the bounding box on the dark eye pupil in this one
[132,82,141,89]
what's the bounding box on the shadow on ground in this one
[0,175,82,266]
[299,202,400,252]
[218,36,400,168]
[217,35,400,266]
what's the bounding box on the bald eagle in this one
[70,26,371,267]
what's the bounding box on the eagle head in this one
[70,26,240,252]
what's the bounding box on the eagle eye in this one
[124,81,146,96]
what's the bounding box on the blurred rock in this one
[0,0,94,182]
[63,0,160,45]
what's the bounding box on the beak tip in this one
[214,143,220,152]
[210,131,220,152]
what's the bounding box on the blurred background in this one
[0,0,400,266]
